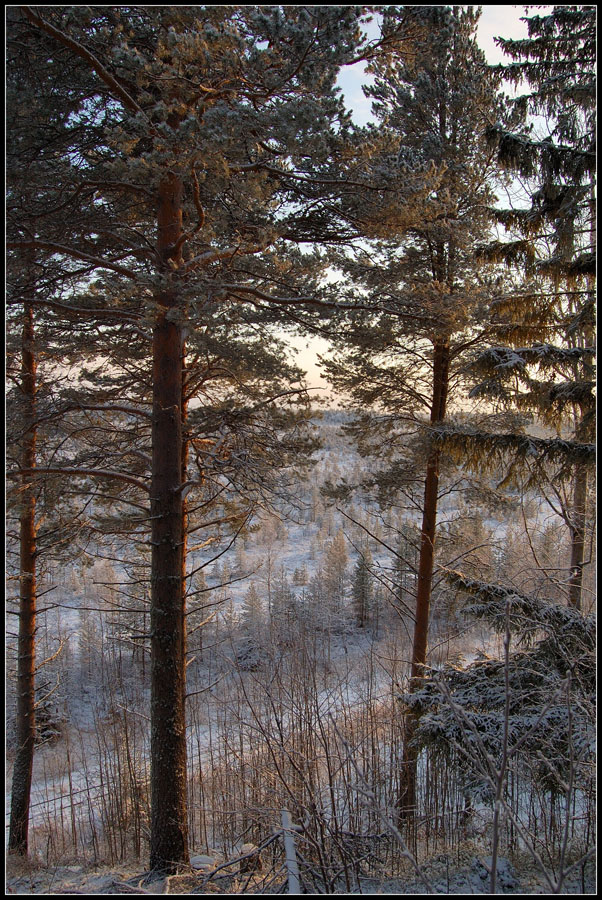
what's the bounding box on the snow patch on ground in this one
[6,849,596,894]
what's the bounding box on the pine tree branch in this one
[7,240,139,280]
[7,467,149,493]
[20,6,146,118]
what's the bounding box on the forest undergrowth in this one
[6,422,596,894]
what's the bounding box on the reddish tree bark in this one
[398,339,450,824]
[9,299,38,855]
[149,173,190,872]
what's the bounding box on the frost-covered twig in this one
[433,663,579,893]
[489,599,512,894]
[554,673,575,895]
[196,832,282,890]
[328,714,434,894]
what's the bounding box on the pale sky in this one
[476,4,533,65]
[335,5,534,129]
[292,5,541,399]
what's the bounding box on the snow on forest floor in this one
[5,846,597,894]
[6,419,595,894]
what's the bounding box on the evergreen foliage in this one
[6,6,376,871]
[318,8,508,824]
[405,571,595,800]
[456,5,596,610]
[352,546,374,628]
[320,7,505,700]
[5,5,596,880]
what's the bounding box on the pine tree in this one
[321,6,505,822]
[7,8,377,869]
[6,24,98,850]
[7,288,38,856]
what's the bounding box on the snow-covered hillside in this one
[6,412,595,893]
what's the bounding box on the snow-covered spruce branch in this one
[431,426,595,467]
[440,568,595,641]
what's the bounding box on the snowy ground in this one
[5,847,596,894]
[6,419,594,893]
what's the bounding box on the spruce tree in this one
[458,6,596,611]
[397,9,597,858]
[240,582,265,637]
[404,570,595,882]
[322,529,350,621]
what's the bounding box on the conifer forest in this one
[5,6,596,894]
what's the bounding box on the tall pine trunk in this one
[149,173,189,872]
[398,339,450,824]
[9,299,38,855]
